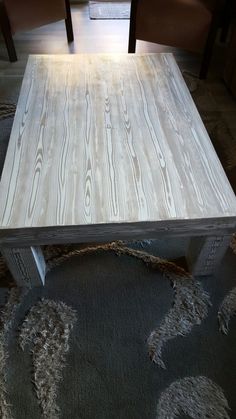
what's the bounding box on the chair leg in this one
[220,0,233,43]
[0,3,17,62]
[199,7,222,79]
[220,21,230,44]
[128,0,138,53]
[128,34,136,53]
[199,46,213,80]
[64,0,74,43]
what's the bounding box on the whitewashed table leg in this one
[0,246,46,286]
[186,235,231,276]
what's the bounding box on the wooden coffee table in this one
[1,54,236,286]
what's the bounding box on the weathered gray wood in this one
[0,217,235,248]
[0,247,46,286]
[186,236,231,276]
[0,54,236,244]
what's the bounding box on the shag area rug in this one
[89,1,130,19]
[0,75,236,418]
[0,240,236,418]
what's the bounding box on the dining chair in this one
[0,0,74,62]
[128,0,228,79]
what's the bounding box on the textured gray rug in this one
[0,240,236,419]
[89,1,130,19]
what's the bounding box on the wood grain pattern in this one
[0,53,236,246]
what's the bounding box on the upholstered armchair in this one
[0,0,74,62]
[128,0,228,79]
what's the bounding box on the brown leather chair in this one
[128,0,227,79]
[0,0,74,62]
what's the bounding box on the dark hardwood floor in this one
[0,3,202,76]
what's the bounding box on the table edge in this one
[0,217,235,247]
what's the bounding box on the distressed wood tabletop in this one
[0,53,236,246]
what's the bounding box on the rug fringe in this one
[46,241,191,279]
[0,288,28,419]
[156,376,230,419]
[230,233,236,255]
[19,299,77,419]
[0,104,16,120]
[147,277,211,368]
[218,286,236,334]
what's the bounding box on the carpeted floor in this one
[0,73,236,419]
[1,240,236,419]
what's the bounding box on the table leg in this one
[0,246,46,286]
[186,235,231,276]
